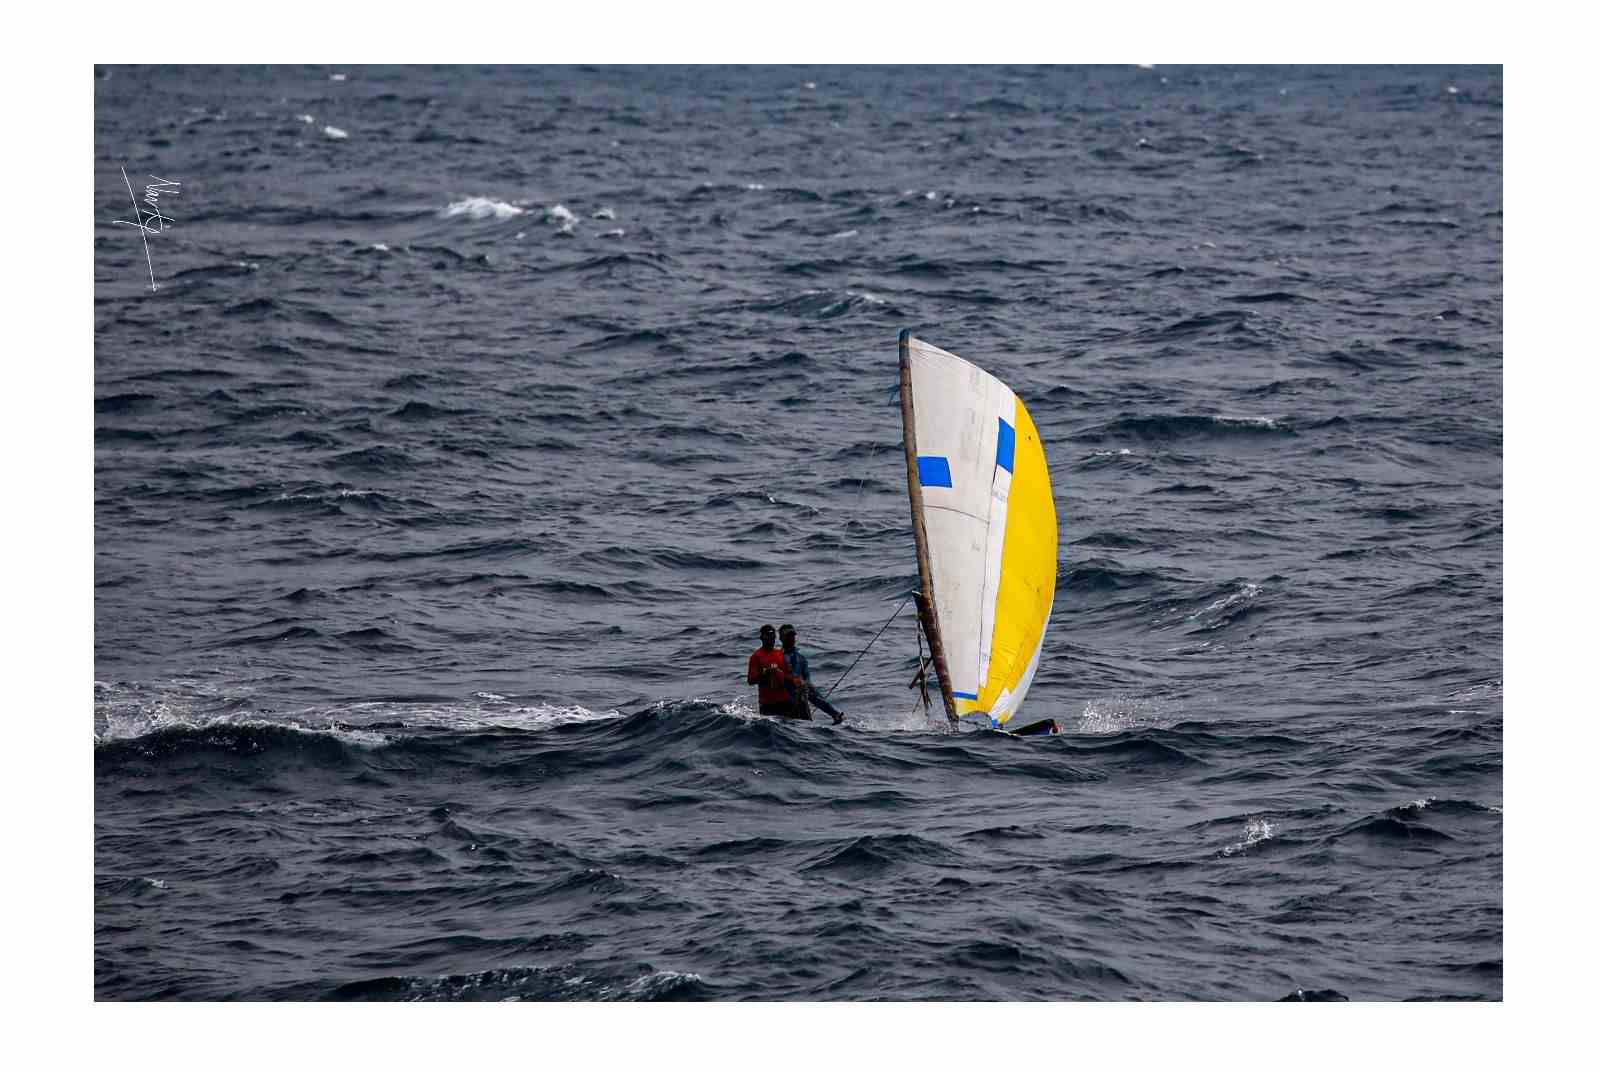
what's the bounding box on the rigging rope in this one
[853,439,880,506]
[824,596,911,700]
[911,614,931,709]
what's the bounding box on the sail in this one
[899,331,1057,727]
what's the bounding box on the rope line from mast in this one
[824,596,912,700]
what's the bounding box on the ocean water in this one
[94,64,1502,1001]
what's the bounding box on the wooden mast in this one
[898,329,961,731]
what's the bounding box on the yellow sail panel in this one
[973,397,1057,724]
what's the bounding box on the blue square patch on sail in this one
[996,418,1015,473]
[917,456,953,488]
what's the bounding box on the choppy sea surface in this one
[94,65,1502,1001]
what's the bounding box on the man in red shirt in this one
[747,624,808,719]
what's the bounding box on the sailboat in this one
[898,330,1062,736]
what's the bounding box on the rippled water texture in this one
[95,65,1502,1000]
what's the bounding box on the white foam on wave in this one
[298,113,316,125]
[96,676,257,743]
[441,196,525,221]
[1441,679,1501,712]
[328,697,621,733]
[1221,816,1275,856]
[270,486,376,503]
[545,204,579,236]
[1188,582,1262,623]
[829,229,859,240]
[709,697,762,722]
[321,126,348,140]
[98,706,393,751]
[592,206,616,220]
[92,676,392,748]
[1074,694,1174,734]
[94,678,621,746]
[624,970,705,997]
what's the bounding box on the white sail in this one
[901,333,1058,727]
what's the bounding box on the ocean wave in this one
[1142,310,1258,338]
[1333,814,1457,844]
[94,720,369,767]
[1073,413,1291,444]
[1224,290,1313,305]
[573,545,768,572]
[95,392,159,413]
[735,289,898,320]
[94,679,623,749]
[323,445,418,472]
[1220,816,1277,856]
[324,963,711,1002]
[1060,560,1167,594]
[801,832,961,876]
[1072,696,1177,735]
[1183,581,1267,631]
[439,196,525,221]
[91,696,1145,783]
[555,252,677,276]
[571,328,680,353]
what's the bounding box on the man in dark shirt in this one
[780,624,845,724]
[747,624,804,718]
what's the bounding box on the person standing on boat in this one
[748,624,802,718]
[780,624,845,724]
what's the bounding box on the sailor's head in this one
[759,624,777,648]
[779,624,797,650]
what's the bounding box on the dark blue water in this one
[94,64,1502,1000]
